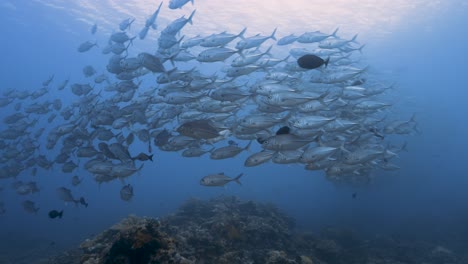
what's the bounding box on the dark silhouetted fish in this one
[48,210,63,219]
[258,126,291,144]
[276,126,290,135]
[297,54,329,69]
[351,78,366,86]
[132,152,154,162]
[79,197,88,208]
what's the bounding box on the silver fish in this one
[210,141,251,160]
[244,150,275,167]
[169,0,194,9]
[200,172,243,187]
[262,134,313,151]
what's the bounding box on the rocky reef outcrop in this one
[48,196,467,264]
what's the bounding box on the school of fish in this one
[0,0,418,215]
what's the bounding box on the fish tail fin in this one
[409,113,417,123]
[331,27,339,37]
[318,90,330,103]
[137,164,145,175]
[167,49,179,67]
[58,210,63,218]
[358,44,366,54]
[244,140,253,151]
[129,36,137,46]
[340,144,351,154]
[177,35,185,46]
[233,173,244,185]
[324,57,330,67]
[238,27,247,39]
[168,55,177,68]
[351,34,358,43]
[264,45,273,57]
[270,28,277,41]
[400,141,408,152]
[80,197,89,208]
[149,154,154,161]
[188,9,196,25]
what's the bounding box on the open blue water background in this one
[0,0,467,260]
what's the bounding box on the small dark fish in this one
[126,133,135,146]
[48,210,63,219]
[369,127,384,139]
[228,140,238,146]
[351,78,366,86]
[132,152,154,162]
[352,192,357,199]
[258,126,291,144]
[297,54,329,69]
[276,126,290,135]
[79,197,88,208]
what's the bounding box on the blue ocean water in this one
[0,0,467,262]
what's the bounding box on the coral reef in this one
[48,196,467,264]
[160,196,299,263]
[79,215,190,264]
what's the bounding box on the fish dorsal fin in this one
[219,172,224,175]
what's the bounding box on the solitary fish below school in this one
[200,173,244,187]
[48,210,63,219]
[120,184,134,201]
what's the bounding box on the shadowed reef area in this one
[34,196,467,264]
